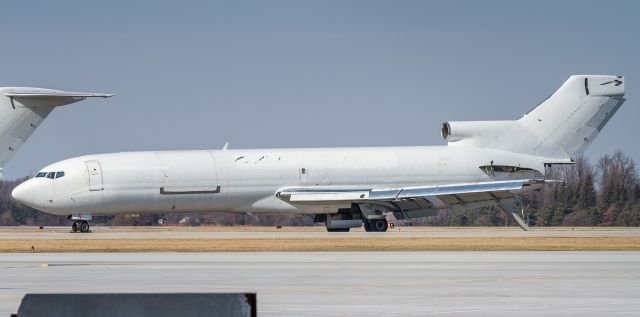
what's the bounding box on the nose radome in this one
[12,182,35,206]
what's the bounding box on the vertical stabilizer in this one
[516,75,625,160]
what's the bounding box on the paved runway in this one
[1,252,639,316]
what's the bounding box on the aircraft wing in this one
[276,179,549,230]
[277,180,529,204]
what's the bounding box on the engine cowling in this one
[325,212,362,229]
[441,120,517,146]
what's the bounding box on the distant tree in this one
[577,170,597,210]
[533,206,554,226]
[602,204,620,226]
[616,203,640,226]
[631,184,640,205]
[551,204,571,226]
[450,211,469,226]
[597,150,637,207]
[562,208,595,227]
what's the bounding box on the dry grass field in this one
[1,226,639,252]
[2,237,640,252]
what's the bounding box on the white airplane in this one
[12,75,626,233]
[0,87,112,182]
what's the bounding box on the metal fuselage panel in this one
[22,146,546,216]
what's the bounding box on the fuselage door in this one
[85,160,104,191]
[299,167,308,186]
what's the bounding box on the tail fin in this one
[443,75,626,162]
[517,75,625,160]
[0,88,113,179]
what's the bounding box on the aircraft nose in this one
[12,181,36,207]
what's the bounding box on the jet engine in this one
[441,120,517,147]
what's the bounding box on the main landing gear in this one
[363,218,388,232]
[317,208,390,233]
[71,220,90,233]
[67,215,93,233]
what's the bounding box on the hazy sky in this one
[1,1,638,179]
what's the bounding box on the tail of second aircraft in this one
[0,88,113,181]
[442,75,626,162]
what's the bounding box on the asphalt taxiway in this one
[1,252,639,316]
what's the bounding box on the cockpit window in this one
[36,171,65,179]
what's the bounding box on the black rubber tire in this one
[371,219,388,232]
[363,221,372,232]
[71,221,79,233]
[80,221,90,233]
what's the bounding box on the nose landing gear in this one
[71,220,91,233]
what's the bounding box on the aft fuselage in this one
[12,146,546,216]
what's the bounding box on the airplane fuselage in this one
[13,145,545,217]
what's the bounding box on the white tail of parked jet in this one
[442,75,626,162]
[0,87,113,181]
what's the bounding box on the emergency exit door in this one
[85,160,104,191]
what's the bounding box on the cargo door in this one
[85,160,104,191]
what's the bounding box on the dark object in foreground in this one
[13,293,257,317]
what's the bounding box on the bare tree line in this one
[531,150,640,226]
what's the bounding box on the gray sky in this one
[1,0,638,179]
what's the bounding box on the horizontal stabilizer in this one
[0,87,113,170]
[5,90,113,99]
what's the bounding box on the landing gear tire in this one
[326,228,350,232]
[363,221,372,232]
[79,221,90,233]
[370,219,388,232]
[71,221,79,233]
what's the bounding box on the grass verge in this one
[2,237,640,252]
